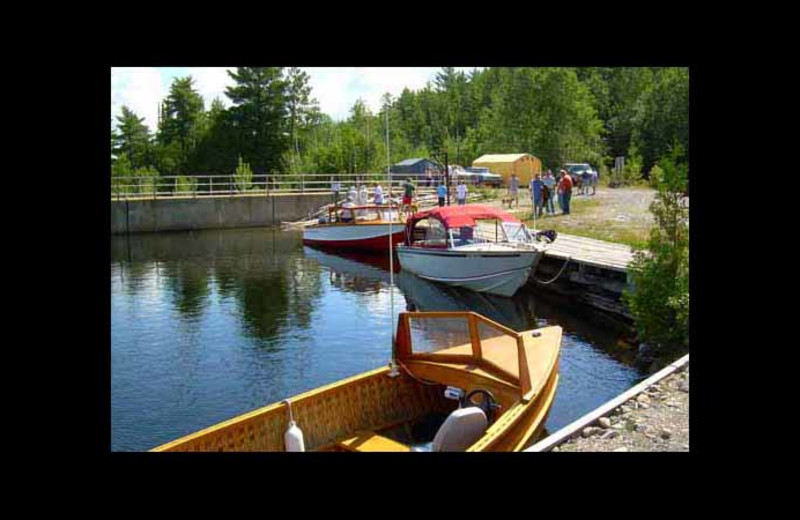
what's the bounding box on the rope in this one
[533,255,572,285]
[396,359,441,386]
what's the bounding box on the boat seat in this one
[411,406,488,452]
[337,431,411,452]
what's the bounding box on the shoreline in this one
[554,362,689,452]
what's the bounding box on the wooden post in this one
[468,314,482,362]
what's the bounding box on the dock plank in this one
[542,233,635,272]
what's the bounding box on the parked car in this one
[466,167,503,187]
[562,163,598,189]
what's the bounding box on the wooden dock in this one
[529,233,639,321]
[542,233,636,273]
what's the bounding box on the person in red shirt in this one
[558,170,573,215]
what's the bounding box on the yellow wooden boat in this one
[152,311,561,452]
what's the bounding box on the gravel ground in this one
[554,365,689,452]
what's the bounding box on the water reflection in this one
[111,229,324,344]
[111,229,643,451]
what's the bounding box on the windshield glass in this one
[473,219,508,243]
[502,222,532,242]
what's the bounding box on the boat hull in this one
[303,223,406,250]
[396,246,541,297]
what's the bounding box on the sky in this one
[111,67,482,131]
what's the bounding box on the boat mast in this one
[386,99,399,377]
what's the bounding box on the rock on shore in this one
[555,364,689,452]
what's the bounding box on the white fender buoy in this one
[282,399,305,452]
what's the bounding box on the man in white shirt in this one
[358,184,368,217]
[331,177,341,206]
[457,181,468,205]
[341,195,356,222]
[373,183,384,219]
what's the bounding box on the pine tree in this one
[157,76,205,175]
[225,67,288,175]
[113,106,152,170]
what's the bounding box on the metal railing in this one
[110,172,450,201]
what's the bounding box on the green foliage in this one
[134,166,160,196]
[630,68,689,171]
[226,67,288,174]
[648,164,664,188]
[234,155,253,192]
[157,77,206,175]
[111,154,135,196]
[609,144,644,187]
[175,175,198,194]
[111,66,688,195]
[113,106,153,170]
[623,145,689,354]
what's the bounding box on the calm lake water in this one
[111,227,644,451]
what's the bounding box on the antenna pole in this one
[386,101,399,377]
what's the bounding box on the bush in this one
[175,175,198,194]
[234,155,253,192]
[623,145,689,354]
[648,165,664,189]
[134,166,159,196]
[609,146,645,188]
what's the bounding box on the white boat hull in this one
[396,245,541,297]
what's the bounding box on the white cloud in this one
[186,67,234,109]
[111,67,165,131]
[303,67,443,121]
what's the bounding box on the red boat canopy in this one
[407,204,521,230]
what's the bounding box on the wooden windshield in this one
[397,312,529,397]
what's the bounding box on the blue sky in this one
[111,67,481,130]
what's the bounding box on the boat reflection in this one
[303,245,534,331]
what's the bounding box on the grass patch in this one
[518,193,651,249]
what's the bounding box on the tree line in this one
[111,67,688,190]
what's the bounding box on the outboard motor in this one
[535,229,558,244]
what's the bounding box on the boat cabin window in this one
[448,226,475,246]
[412,218,448,247]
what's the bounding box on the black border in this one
[86,43,714,488]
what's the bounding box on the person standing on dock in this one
[437,181,447,207]
[373,182,384,219]
[358,184,369,217]
[402,178,416,217]
[559,170,573,215]
[456,180,468,205]
[509,173,520,208]
[348,185,357,205]
[543,170,556,214]
[581,169,591,195]
[530,173,544,218]
[331,177,341,207]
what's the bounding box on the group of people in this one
[524,169,584,218]
[330,166,593,224]
[575,169,599,196]
[335,182,386,222]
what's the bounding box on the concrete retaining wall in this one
[111,194,332,234]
